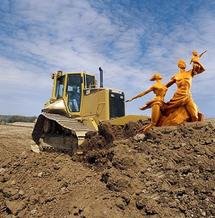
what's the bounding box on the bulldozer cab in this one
[66,73,96,112]
[47,71,125,121]
[52,71,96,110]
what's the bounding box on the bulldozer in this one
[32,68,147,153]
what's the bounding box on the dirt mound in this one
[0,121,215,218]
[74,120,148,167]
[75,121,215,217]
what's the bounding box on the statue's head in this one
[192,50,198,56]
[150,73,162,81]
[177,59,186,69]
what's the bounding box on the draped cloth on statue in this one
[158,68,204,126]
[140,98,164,111]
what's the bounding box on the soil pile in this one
[0,120,215,218]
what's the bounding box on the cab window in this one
[86,75,95,89]
[67,74,82,112]
[56,76,65,99]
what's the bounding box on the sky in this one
[0,0,214,117]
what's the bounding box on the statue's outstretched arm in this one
[126,86,153,102]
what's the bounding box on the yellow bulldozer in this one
[32,68,147,153]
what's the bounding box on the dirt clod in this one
[5,200,26,215]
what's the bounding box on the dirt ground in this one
[0,120,215,218]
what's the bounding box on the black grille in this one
[109,90,125,118]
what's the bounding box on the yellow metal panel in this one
[80,89,110,121]
[51,73,57,100]
[109,115,149,125]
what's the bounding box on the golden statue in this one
[126,73,167,132]
[158,58,205,126]
[127,51,206,132]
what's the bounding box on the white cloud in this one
[0,0,214,117]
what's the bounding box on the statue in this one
[158,58,205,126]
[127,51,206,132]
[126,73,167,132]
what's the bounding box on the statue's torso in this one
[192,56,199,63]
[174,71,192,93]
[152,83,167,100]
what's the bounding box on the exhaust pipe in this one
[99,67,103,88]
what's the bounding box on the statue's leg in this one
[141,104,161,133]
[185,99,198,122]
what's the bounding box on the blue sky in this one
[0,0,214,117]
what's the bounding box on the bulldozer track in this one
[32,112,95,154]
[41,112,93,143]
[41,112,91,132]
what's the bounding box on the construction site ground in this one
[0,120,215,218]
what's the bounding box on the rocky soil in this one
[0,120,215,218]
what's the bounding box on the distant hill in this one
[0,115,37,124]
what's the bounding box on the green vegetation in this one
[0,115,37,124]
